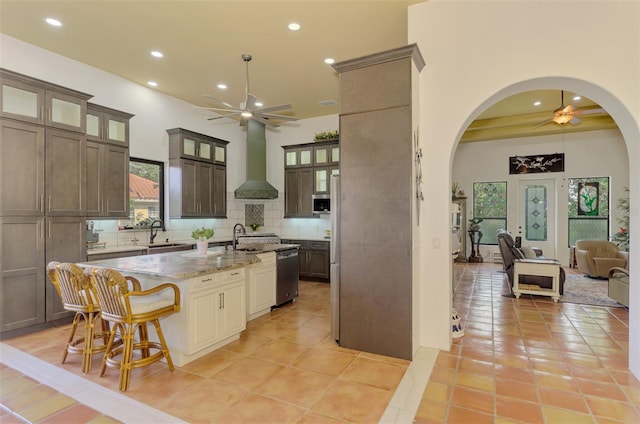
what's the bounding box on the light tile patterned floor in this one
[415,262,640,424]
[0,281,412,423]
[3,264,639,423]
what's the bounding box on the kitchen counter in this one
[81,247,260,280]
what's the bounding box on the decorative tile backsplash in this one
[245,204,264,227]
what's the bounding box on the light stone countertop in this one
[80,247,260,280]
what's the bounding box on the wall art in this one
[509,153,564,174]
[578,182,599,216]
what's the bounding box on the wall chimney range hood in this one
[235,120,278,199]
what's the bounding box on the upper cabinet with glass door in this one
[167,128,228,164]
[284,145,313,168]
[0,69,92,133]
[86,103,134,146]
[167,127,228,163]
[313,141,339,166]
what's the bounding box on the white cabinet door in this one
[248,266,276,314]
[219,282,246,338]
[189,289,220,352]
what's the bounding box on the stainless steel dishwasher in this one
[276,248,299,306]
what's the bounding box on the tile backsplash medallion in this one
[88,192,330,249]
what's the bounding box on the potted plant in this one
[314,130,339,141]
[249,223,260,232]
[191,226,214,255]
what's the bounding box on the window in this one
[473,181,507,245]
[129,158,164,226]
[568,177,609,246]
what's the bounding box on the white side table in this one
[513,259,561,302]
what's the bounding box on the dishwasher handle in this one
[277,250,298,260]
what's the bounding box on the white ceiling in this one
[0,0,617,139]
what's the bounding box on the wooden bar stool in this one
[46,262,110,374]
[83,266,180,391]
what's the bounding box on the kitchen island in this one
[81,245,296,365]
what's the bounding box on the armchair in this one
[497,230,565,295]
[575,240,628,278]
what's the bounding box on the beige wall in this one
[408,0,640,375]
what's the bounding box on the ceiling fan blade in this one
[575,108,606,116]
[201,94,236,109]
[255,104,293,114]
[207,112,241,121]
[195,106,242,113]
[253,116,280,128]
[257,113,298,121]
[245,93,257,110]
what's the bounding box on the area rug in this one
[560,275,625,308]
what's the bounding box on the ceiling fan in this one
[197,54,298,128]
[534,90,605,127]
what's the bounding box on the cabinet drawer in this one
[220,267,245,283]
[310,241,329,250]
[191,267,246,291]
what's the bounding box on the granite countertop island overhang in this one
[80,248,258,280]
[80,244,299,280]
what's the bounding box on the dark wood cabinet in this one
[168,128,228,218]
[282,239,330,281]
[0,69,93,334]
[1,69,91,133]
[85,104,131,219]
[283,141,338,217]
[45,128,86,216]
[86,142,129,218]
[44,217,86,322]
[213,164,226,218]
[86,103,133,146]
[285,168,313,217]
[0,119,45,216]
[0,216,46,332]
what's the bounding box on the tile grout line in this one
[0,342,187,424]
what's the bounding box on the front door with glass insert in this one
[517,179,556,258]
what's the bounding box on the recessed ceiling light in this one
[573,95,581,101]
[324,58,335,65]
[217,83,227,90]
[533,101,541,106]
[45,18,62,27]
[151,51,163,58]
[147,81,158,87]
[255,102,263,107]
[288,22,301,31]
[318,99,337,107]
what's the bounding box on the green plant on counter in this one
[314,130,339,141]
[250,223,260,231]
[191,226,214,241]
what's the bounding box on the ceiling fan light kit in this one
[200,54,297,128]
[535,90,605,128]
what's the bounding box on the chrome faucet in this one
[232,223,246,251]
[149,219,164,244]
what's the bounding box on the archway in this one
[448,77,639,375]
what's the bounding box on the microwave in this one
[312,194,330,214]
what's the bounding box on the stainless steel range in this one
[237,232,299,307]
